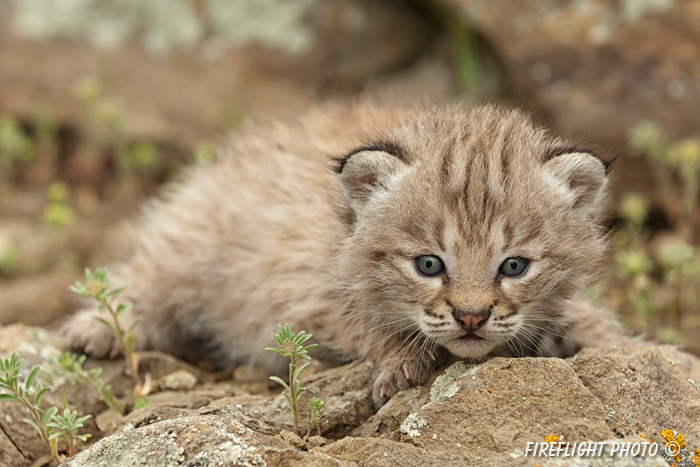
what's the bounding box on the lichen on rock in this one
[429,360,479,403]
[399,412,429,438]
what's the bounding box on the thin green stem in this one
[18,393,60,463]
[289,356,299,434]
[103,299,141,392]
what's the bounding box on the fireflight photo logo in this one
[525,440,667,458]
[525,441,660,457]
[521,430,700,464]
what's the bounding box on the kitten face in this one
[335,106,608,360]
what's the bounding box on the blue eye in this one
[415,255,445,276]
[499,257,529,277]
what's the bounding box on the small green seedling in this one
[0,116,34,187]
[47,393,92,458]
[306,396,325,440]
[133,396,150,410]
[44,182,75,230]
[58,352,124,413]
[0,353,91,463]
[69,268,150,396]
[266,324,318,435]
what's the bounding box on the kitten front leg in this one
[62,305,138,359]
[370,339,448,409]
[62,267,146,359]
[567,299,640,350]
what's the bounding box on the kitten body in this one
[63,103,626,407]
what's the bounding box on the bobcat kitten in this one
[63,103,625,408]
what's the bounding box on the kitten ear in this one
[544,150,608,213]
[336,148,406,211]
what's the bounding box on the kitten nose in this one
[453,308,491,330]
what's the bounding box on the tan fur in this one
[63,102,627,408]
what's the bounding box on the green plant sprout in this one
[629,120,671,209]
[305,396,325,440]
[266,323,318,435]
[0,246,17,276]
[194,142,216,165]
[58,352,124,413]
[0,353,59,463]
[628,121,700,242]
[120,142,158,173]
[658,239,699,328]
[453,24,480,94]
[69,268,151,396]
[0,117,34,165]
[1,353,91,463]
[44,182,75,229]
[613,187,700,345]
[0,116,34,195]
[133,396,151,410]
[74,78,160,199]
[30,108,59,185]
[47,393,92,458]
[617,193,649,248]
[668,139,700,239]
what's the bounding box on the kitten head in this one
[333,105,610,359]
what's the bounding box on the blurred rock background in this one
[0,0,699,354]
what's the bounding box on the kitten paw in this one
[371,348,444,409]
[61,309,122,359]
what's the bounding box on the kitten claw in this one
[402,364,412,381]
[379,382,391,399]
[427,349,436,361]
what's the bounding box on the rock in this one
[4,323,699,466]
[546,456,669,466]
[63,412,297,467]
[137,352,201,383]
[119,406,193,433]
[133,390,212,411]
[571,345,700,441]
[0,402,50,462]
[437,0,700,146]
[0,0,436,149]
[306,435,330,450]
[0,427,25,467]
[351,385,429,438]
[0,323,34,353]
[233,365,268,384]
[279,429,305,450]
[161,369,197,391]
[395,357,612,465]
[0,270,78,326]
[320,436,462,465]
[243,360,375,438]
[95,409,124,435]
[542,438,672,466]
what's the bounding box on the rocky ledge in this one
[1,323,698,467]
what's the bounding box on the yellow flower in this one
[661,429,675,443]
[676,433,687,449]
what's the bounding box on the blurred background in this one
[0,0,698,355]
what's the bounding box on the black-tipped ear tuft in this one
[543,150,608,214]
[544,146,616,174]
[333,141,409,174]
[334,142,409,214]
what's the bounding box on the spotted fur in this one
[62,102,628,408]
